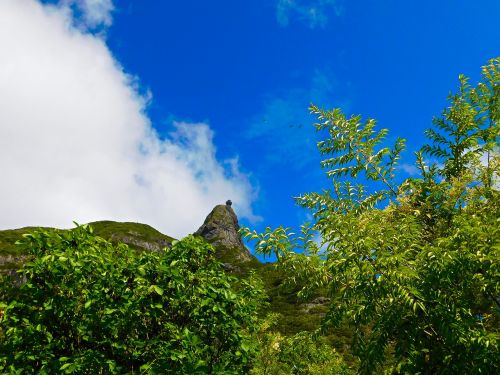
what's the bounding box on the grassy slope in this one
[89,221,175,251]
[0,221,174,255]
[0,227,49,256]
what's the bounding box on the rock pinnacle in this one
[194,202,254,264]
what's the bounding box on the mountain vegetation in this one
[1,59,498,373]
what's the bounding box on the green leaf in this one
[60,363,71,370]
[152,285,164,295]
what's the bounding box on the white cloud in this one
[58,0,114,29]
[398,163,420,176]
[276,0,343,28]
[0,0,259,238]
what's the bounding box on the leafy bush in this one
[0,225,264,374]
[251,314,351,375]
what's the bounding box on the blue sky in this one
[107,1,499,223]
[1,1,499,260]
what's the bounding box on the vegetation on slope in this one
[89,221,175,252]
[0,223,330,339]
[0,221,175,256]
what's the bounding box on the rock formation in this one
[194,201,255,265]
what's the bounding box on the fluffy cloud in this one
[398,163,421,177]
[276,0,343,28]
[0,0,258,238]
[57,0,114,29]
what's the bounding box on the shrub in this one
[0,225,264,374]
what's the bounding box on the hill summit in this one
[194,201,256,267]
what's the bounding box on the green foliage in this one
[245,58,500,374]
[241,224,329,301]
[0,221,174,257]
[0,227,45,256]
[0,225,264,374]
[422,59,499,181]
[251,314,352,375]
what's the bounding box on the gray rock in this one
[194,204,254,263]
[110,233,171,252]
[300,296,331,314]
[0,254,30,267]
[311,296,330,304]
[0,255,30,287]
[222,263,241,273]
[3,268,27,287]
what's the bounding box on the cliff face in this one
[194,203,255,265]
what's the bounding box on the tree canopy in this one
[244,58,499,374]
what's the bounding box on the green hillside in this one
[0,227,48,256]
[0,221,174,255]
[0,221,327,334]
[89,221,175,251]
[0,221,174,275]
[0,219,351,358]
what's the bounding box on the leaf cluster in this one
[250,314,352,375]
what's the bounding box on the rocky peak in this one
[194,202,254,264]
